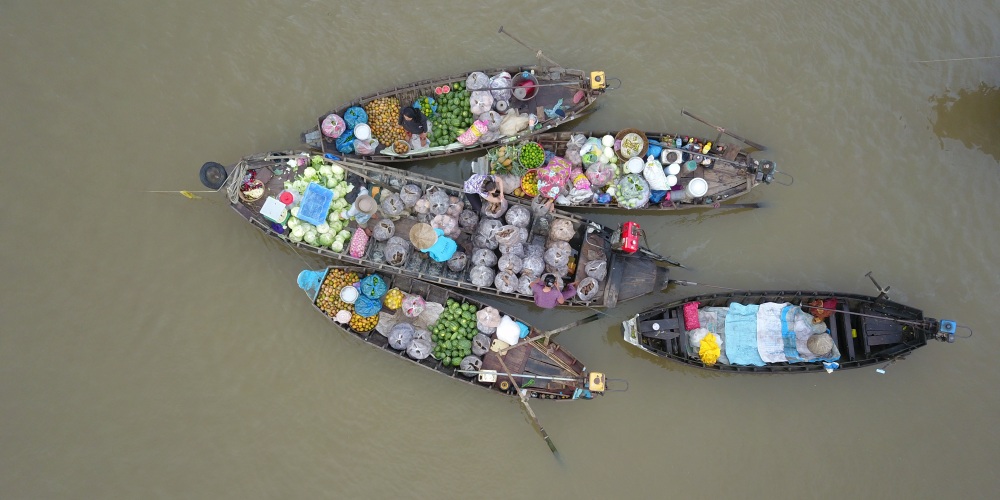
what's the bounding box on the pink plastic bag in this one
[457,120,488,146]
[321,114,346,138]
[349,228,370,258]
[536,156,571,199]
[683,301,701,330]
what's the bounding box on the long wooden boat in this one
[297,265,610,400]
[302,65,610,162]
[622,286,963,373]
[477,129,786,212]
[199,150,674,308]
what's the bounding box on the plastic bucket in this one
[625,157,644,174]
[665,163,681,175]
[340,286,359,304]
[354,123,372,141]
[511,72,538,101]
[666,175,678,187]
[686,178,709,198]
[684,160,699,172]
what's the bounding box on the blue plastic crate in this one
[297,182,334,226]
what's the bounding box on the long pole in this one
[494,353,560,459]
[498,26,562,68]
[455,370,583,383]
[500,312,605,353]
[681,109,768,151]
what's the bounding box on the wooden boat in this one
[476,128,788,212]
[622,282,964,373]
[302,65,610,163]
[297,265,612,400]
[199,150,675,308]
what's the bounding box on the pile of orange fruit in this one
[364,97,410,146]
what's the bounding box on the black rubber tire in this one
[199,162,228,190]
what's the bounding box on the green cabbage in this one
[319,233,335,246]
[316,222,331,234]
[331,240,345,252]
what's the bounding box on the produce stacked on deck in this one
[316,268,361,317]
[281,155,360,253]
[430,299,483,367]
[425,81,474,148]
[363,97,410,147]
[518,142,545,169]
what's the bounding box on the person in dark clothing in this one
[399,106,429,147]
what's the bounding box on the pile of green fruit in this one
[426,81,473,148]
[519,142,545,169]
[431,298,481,367]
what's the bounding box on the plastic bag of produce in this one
[469,265,495,287]
[476,306,502,328]
[494,225,521,247]
[457,120,489,146]
[477,218,502,237]
[472,333,491,356]
[489,72,512,101]
[343,106,368,129]
[471,248,498,267]
[544,246,570,268]
[517,275,534,295]
[354,294,382,318]
[537,156,571,199]
[407,338,433,360]
[458,209,479,230]
[413,328,432,343]
[568,133,587,151]
[642,155,669,191]
[565,148,583,167]
[496,315,520,345]
[498,109,531,137]
[521,255,545,278]
[388,322,415,350]
[399,184,422,207]
[614,174,651,209]
[385,236,410,266]
[360,274,387,299]
[426,189,450,215]
[321,114,347,138]
[479,110,502,131]
[353,138,379,155]
[498,254,523,274]
[549,219,576,242]
[466,71,489,90]
[504,205,531,228]
[576,277,600,302]
[459,355,483,375]
[335,131,355,154]
[494,270,518,293]
[431,214,458,236]
[372,219,395,242]
[585,161,615,187]
[446,197,464,218]
[447,252,468,272]
[499,242,525,258]
[470,91,494,116]
[402,293,426,318]
[472,233,499,250]
[349,228,370,258]
[477,320,497,335]
[380,193,405,218]
[585,259,607,281]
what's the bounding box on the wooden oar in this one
[499,312,605,354]
[681,109,768,151]
[498,25,563,68]
[493,353,561,460]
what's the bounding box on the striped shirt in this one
[463,174,493,196]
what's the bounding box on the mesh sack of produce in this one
[459,355,483,375]
[517,275,535,295]
[549,218,576,241]
[447,252,468,272]
[530,195,553,217]
[415,301,444,328]
[575,277,600,302]
[466,71,489,90]
[537,156,571,199]
[614,174,651,209]
[458,209,479,230]
[426,189,450,215]
[349,228,369,258]
[469,265,495,287]
[499,242,525,258]
[545,264,569,278]
[526,243,545,258]
[446,198,465,218]
[472,334,491,356]
[380,193,405,218]
[476,320,497,335]
[360,274,388,299]
[585,161,615,187]
[335,132,355,154]
[413,328,432,343]
[494,270,518,293]
[406,338,433,360]
[413,198,430,215]
[494,225,521,247]
[374,310,400,337]
[482,198,508,219]
[471,248,498,267]
[584,246,607,263]
[387,322,415,350]
[383,288,404,310]
[372,219,395,242]
[402,293,426,318]
[321,114,347,138]
[477,219,503,238]
[642,156,669,191]
[545,240,572,256]
[431,214,458,236]
[399,184,422,207]
[476,306,502,328]
[354,294,383,318]
[488,72,512,101]
[585,259,608,281]
[544,246,570,268]
[353,138,379,155]
[472,232,499,250]
[458,120,489,146]
[521,255,545,278]
[384,237,410,267]
[479,110,502,131]
[469,92,494,116]
[498,173,521,194]
[343,106,368,129]
[498,254,523,274]
[504,205,531,227]
[565,147,583,167]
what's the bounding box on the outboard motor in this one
[746,157,792,186]
[611,221,642,254]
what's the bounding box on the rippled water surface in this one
[2,0,999,497]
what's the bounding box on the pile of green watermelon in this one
[430,298,481,367]
[425,81,473,148]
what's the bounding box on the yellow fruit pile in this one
[384,288,404,310]
[317,269,360,317]
[364,97,410,146]
[349,312,378,332]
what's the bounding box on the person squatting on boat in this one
[409,222,458,263]
[398,106,429,147]
[462,173,504,214]
[530,274,578,309]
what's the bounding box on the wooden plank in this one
[835,301,855,361]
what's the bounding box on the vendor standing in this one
[529,274,578,309]
[462,173,504,214]
[399,106,429,147]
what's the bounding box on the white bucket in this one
[625,157,644,174]
[686,178,709,198]
[354,123,372,141]
[665,162,680,175]
[666,175,678,187]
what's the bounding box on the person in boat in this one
[529,274,578,309]
[340,187,378,229]
[409,222,457,263]
[462,173,505,214]
[398,106,429,147]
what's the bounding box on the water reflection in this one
[930,83,1000,160]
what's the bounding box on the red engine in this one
[619,221,641,254]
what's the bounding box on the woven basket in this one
[238,179,265,203]
[615,129,648,161]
